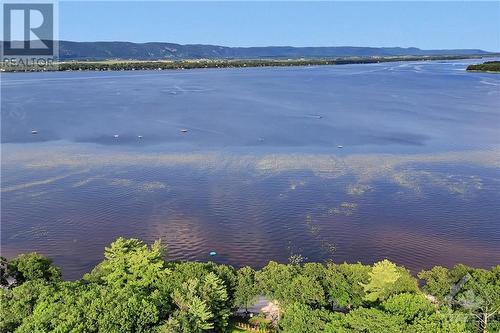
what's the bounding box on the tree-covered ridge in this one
[1,237,499,333]
[466,61,500,73]
[54,41,491,61]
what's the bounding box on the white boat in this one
[113,134,119,138]
[337,145,343,148]
[31,130,38,134]
[181,129,188,133]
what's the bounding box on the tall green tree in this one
[361,260,401,302]
[8,252,61,284]
[164,272,230,333]
[0,279,53,332]
[406,309,470,333]
[418,266,451,302]
[456,267,500,333]
[287,275,325,307]
[91,237,169,289]
[256,261,296,303]
[341,307,405,333]
[361,260,418,303]
[166,279,214,333]
[324,262,370,309]
[280,302,328,333]
[382,293,434,323]
[234,266,258,313]
[199,273,230,331]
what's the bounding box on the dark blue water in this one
[1,59,499,279]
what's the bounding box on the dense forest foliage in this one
[1,237,498,333]
[466,61,500,72]
[0,55,483,72]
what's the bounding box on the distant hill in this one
[56,41,492,60]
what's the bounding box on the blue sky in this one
[60,1,500,51]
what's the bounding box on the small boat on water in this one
[337,145,343,148]
[31,130,38,134]
[138,135,143,139]
[181,129,188,133]
[209,251,217,256]
[113,134,119,138]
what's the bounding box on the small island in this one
[466,61,500,73]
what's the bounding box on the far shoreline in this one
[1,54,498,73]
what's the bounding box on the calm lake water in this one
[2,59,500,279]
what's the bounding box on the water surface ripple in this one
[1,60,499,279]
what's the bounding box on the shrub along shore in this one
[1,237,498,333]
[466,61,500,73]
[0,55,490,72]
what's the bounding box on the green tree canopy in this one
[324,262,370,309]
[361,259,401,302]
[8,253,61,284]
[287,274,326,307]
[341,307,405,333]
[1,238,496,333]
[382,293,434,323]
[280,302,328,333]
[256,261,296,303]
[166,279,214,333]
[406,309,469,333]
[90,237,169,289]
[456,266,500,333]
[234,266,258,312]
[418,266,451,302]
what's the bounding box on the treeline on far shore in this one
[0,55,488,72]
[1,237,499,333]
[466,61,500,73]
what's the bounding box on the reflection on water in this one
[2,147,499,279]
[1,60,500,279]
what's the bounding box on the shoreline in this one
[466,69,500,74]
[466,60,500,73]
[1,54,493,73]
